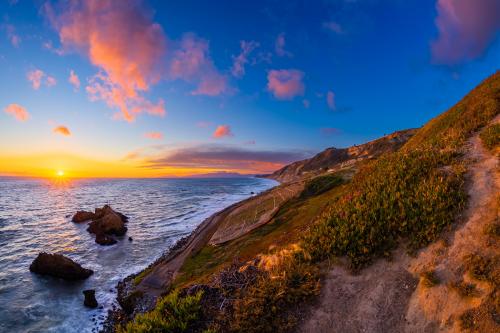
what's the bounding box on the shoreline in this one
[101,180,280,332]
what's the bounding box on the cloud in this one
[27,69,44,90]
[45,0,166,121]
[322,21,343,34]
[431,0,500,65]
[320,127,341,136]
[213,125,233,138]
[169,33,230,96]
[4,24,20,47]
[142,144,313,173]
[231,40,259,78]
[144,131,163,140]
[303,99,310,108]
[267,69,305,100]
[53,125,71,136]
[326,91,336,110]
[4,103,29,121]
[196,121,213,128]
[46,75,57,87]
[27,69,57,89]
[275,33,292,57]
[68,70,80,90]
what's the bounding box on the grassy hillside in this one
[119,72,500,332]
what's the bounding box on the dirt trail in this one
[299,117,499,333]
[135,181,302,298]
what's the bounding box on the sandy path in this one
[299,117,499,333]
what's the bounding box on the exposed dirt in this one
[209,181,304,245]
[299,117,500,333]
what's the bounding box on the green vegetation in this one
[449,281,479,298]
[133,266,154,286]
[420,270,440,288]
[300,174,344,199]
[118,290,203,333]
[120,73,500,332]
[480,123,500,150]
[231,257,320,333]
[304,150,466,268]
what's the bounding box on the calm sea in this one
[0,176,277,332]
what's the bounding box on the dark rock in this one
[72,211,95,223]
[128,237,133,242]
[95,233,117,246]
[251,191,255,194]
[83,289,98,308]
[118,290,144,314]
[29,253,93,280]
[87,210,127,237]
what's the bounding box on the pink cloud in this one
[46,75,57,87]
[169,34,230,96]
[196,121,213,128]
[45,0,166,121]
[69,70,80,90]
[275,33,292,57]
[322,21,343,34]
[27,69,44,90]
[213,125,233,138]
[267,69,305,100]
[326,91,336,110]
[431,0,500,65]
[4,24,20,47]
[53,125,71,136]
[27,69,57,89]
[144,131,163,140]
[231,40,259,78]
[320,127,341,136]
[4,103,29,121]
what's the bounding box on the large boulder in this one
[29,253,93,280]
[95,233,117,246]
[72,211,95,223]
[87,212,127,236]
[83,289,98,308]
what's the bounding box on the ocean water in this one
[0,176,277,333]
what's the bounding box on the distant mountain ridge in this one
[265,129,417,183]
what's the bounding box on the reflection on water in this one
[0,177,276,332]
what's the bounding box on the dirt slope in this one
[299,117,499,333]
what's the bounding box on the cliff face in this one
[266,129,417,183]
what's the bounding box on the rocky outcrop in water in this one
[72,205,128,246]
[83,289,98,308]
[72,211,95,223]
[29,252,93,280]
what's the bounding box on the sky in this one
[0,0,499,178]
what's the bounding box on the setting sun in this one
[56,170,65,177]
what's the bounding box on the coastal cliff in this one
[107,71,500,333]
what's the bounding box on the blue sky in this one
[0,0,499,176]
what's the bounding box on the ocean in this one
[0,176,277,332]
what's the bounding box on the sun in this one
[56,170,65,177]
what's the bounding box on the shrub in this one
[449,281,479,298]
[300,174,344,199]
[459,309,477,330]
[231,256,320,333]
[118,290,203,333]
[480,123,500,151]
[421,270,440,288]
[303,149,466,268]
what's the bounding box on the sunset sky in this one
[1,0,499,177]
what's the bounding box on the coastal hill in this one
[265,128,416,183]
[108,72,500,333]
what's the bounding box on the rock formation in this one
[29,253,93,280]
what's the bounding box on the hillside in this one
[266,129,416,183]
[108,71,500,333]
